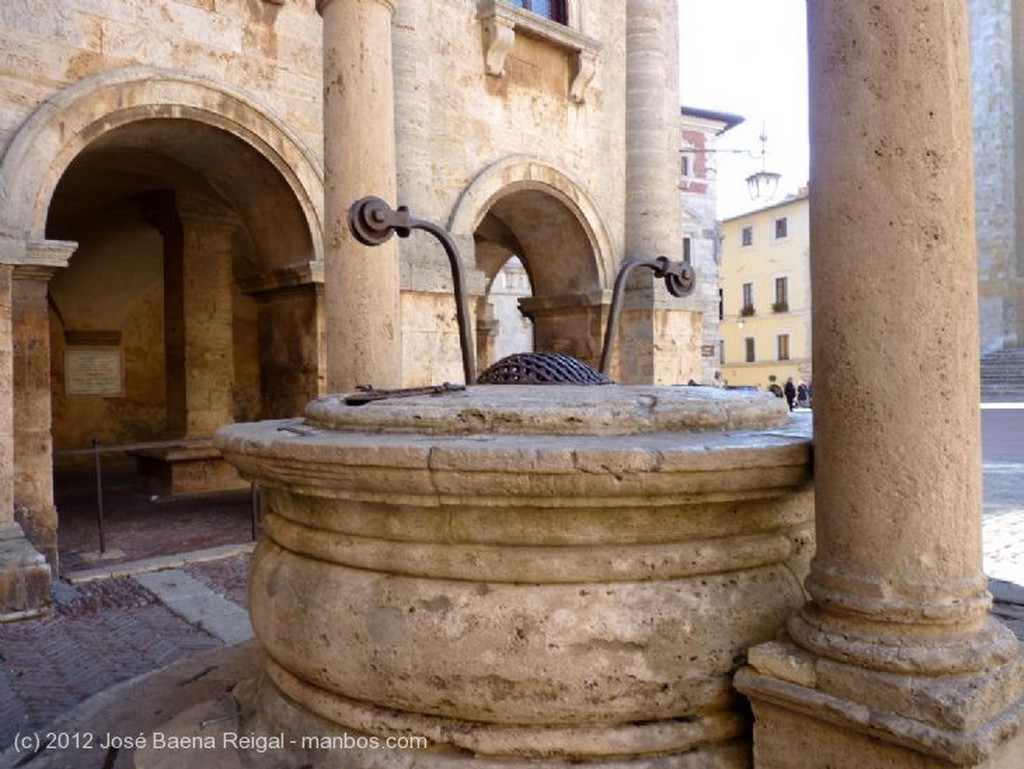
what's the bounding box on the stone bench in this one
[132,442,248,497]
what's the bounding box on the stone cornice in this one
[238,262,325,295]
[7,239,76,274]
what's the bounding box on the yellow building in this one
[719,192,811,391]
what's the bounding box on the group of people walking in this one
[768,377,811,410]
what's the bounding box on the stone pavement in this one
[0,549,254,769]
[0,422,1022,769]
[982,460,1024,639]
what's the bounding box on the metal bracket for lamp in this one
[348,196,476,384]
[597,256,696,375]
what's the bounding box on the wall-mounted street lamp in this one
[681,128,781,202]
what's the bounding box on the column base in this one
[735,636,1024,768]
[14,502,58,571]
[0,521,52,621]
[135,674,753,769]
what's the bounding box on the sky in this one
[678,0,810,219]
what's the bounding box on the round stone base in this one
[215,386,814,766]
[251,672,755,769]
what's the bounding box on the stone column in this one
[735,3,1024,766]
[240,264,326,419]
[519,290,610,371]
[177,200,236,437]
[0,231,51,620]
[624,0,695,384]
[393,0,433,219]
[136,196,242,496]
[318,0,402,392]
[12,241,75,570]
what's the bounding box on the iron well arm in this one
[598,256,696,376]
[348,196,476,385]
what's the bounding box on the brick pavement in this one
[0,556,246,758]
[54,460,257,573]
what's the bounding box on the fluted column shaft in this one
[318,0,402,392]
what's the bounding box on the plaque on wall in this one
[65,347,124,397]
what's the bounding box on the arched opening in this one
[473,186,605,368]
[0,68,324,568]
[41,117,321,566]
[42,124,316,566]
[45,119,317,447]
[446,158,611,378]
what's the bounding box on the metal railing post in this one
[92,436,106,554]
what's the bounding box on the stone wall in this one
[0,0,322,160]
[969,0,1020,352]
[392,1,633,384]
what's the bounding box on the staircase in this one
[981,347,1024,402]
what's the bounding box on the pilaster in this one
[0,232,62,620]
[12,240,75,571]
[240,265,326,418]
[519,290,610,373]
[176,198,237,438]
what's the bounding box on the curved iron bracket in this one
[348,196,476,385]
[598,256,696,375]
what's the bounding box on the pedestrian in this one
[797,382,808,408]
[784,377,796,411]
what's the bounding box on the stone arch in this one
[449,156,614,367]
[0,66,323,264]
[0,69,327,570]
[448,155,612,290]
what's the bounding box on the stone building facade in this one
[719,193,812,390]
[0,1,703,613]
[0,0,327,613]
[679,105,742,386]
[969,0,1023,354]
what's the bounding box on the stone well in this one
[214,384,813,768]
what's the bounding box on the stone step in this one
[980,348,1024,390]
[979,347,1024,403]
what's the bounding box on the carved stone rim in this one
[303,384,793,435]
